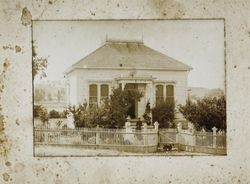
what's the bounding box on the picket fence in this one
[34,127,159,153]
[34,126,226,154]
[159,128,226,154]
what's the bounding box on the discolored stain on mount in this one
[0,59,11,157]
[2,173,10,182]
[15,45,21,53]
[2,44,21,53]
[150,0,186,18]
[21,7,32,26]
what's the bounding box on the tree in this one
[179,96,226,131]
[66,88,143,128]
[39,107,49,127]
[152,99,176,128]
[142,101,152,125]
[34,105,43,117]
[67,104,87,128]
[49,110,61,119]
[32,41,48,80]
[103,88,143,128]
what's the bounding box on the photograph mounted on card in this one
[32,19,226,156]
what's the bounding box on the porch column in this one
[163,84,166,101]
[97,84,101,106]
[108,83,112,98]
[150,82,155,107]
[121,81,125,90]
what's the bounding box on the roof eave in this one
[64,66,192,74]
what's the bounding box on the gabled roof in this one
[65,41,192,74]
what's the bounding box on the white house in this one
[64,40,192,119]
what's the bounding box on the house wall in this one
[66,68,189,107]
[67,71,78,105]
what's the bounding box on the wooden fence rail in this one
[159,128,226,154]
[34,127,158,147]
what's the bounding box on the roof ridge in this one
[106,39,144,44]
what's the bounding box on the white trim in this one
[87,80,112,84]
[65,67,192,75]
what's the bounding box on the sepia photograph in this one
[32,20,226,156]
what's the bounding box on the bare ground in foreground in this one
[34,145,212,157]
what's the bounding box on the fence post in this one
[43,129,48,144]
[188,123,195,152]
[143,123,148,148]
[191,130,196,152]
[154,121,159,145]
[96,125,100,145]
[154,121,159,132]
[212,127,217,148]
[177,122,182,150]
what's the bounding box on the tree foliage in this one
[152,99,176,128]
[39,107,49,126]
[179,96,226,131]
[103,88,143,128]
[67,87,143,128]
[32,41,48,80]
[142,101,152,125]
[67,104,88,128]
[49,110,61,119]
[34,105,43,117]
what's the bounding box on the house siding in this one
[67,68,188,107]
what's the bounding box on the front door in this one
[128,98,136,118]
[125,84,138,118]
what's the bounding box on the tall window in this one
[166,85,174,102]
[89,84,97,107]
[156,85,164,105]
[101,84,109,102]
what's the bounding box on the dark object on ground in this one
[163,144,174,151]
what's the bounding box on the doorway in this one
[125,84,138,119]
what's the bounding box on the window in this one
[156,85,164,105]
[89,84,97,107]
[166,85,174,102]
[101,84,109,102]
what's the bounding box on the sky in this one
[33,20,225,90]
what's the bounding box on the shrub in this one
[103,88,143,128]
[60,110,67,118]
[49,110,61,119]
[34,105,43,117]
[68,104,87,128]
[152,100,176,128]
[142,101,152,125]
[39,107,49,126]
[67,87,143,128]
[179,96,226,131]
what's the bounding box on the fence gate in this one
[158,129,178,145]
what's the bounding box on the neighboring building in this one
[34,81,68,112]
[64,40,192,119]
[188,87,224,101]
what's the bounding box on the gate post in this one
[212,127,217,148]
[154,121,159,132]
[177,122,182,151]
[143,123,148,146]
[154,121,159,145]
